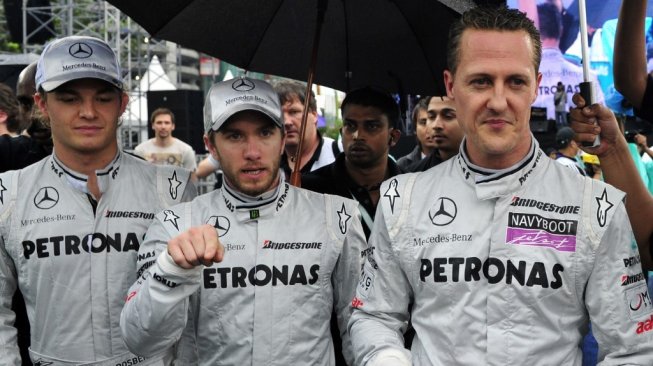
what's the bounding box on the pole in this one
[578,0,599,147]
[290,0,328,186]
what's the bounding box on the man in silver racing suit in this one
[0,36,195,365]
[348,6,653,366]
[120,77,365,365]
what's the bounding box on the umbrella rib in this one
[147,1,197,36]
[243,0,287,70]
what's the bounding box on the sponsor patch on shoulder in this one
[636,314,653,335]
[337,203,351,234]
[383,178,400,213]
[622,272,646,286]
[626,284,653,320]
[595,188,613,227]
[168,171,182,200]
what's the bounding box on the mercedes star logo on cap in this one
[232,78,255,92]
[428,197,457,226]
[34,187,60,210]
[207,215,230,237]
[69,42,93,59]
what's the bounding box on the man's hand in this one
[167,224,225,269]
[570,93,623,158]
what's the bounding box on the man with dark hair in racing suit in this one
[348,6,653,366]
[120,77,365,365]
[0,36,195,365]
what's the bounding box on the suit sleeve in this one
[120,207,202,357]
[585,201,653,364]
[0,171,20,365]
[0,235,20,365]
[330,198,366,366]
[348,205,412,366]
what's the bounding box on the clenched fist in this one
[167,224,225,269]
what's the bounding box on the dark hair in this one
[341,87,400,128]
[274,81,317,113]
[555,126,574,149]
[447,6,542,75]
[411,97,430,132]
[537,3,562,40]
[0,83,20,133]
[150,107,175,125]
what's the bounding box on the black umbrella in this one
[107,0,477,95]
[107,0,480,184]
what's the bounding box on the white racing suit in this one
[120,176,366,365]
[349,139,653,365]
[0,152,195,365]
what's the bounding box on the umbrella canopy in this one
[107,0,477,95]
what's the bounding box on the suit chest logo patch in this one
[506,213,577,252]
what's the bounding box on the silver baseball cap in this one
[204,77,282,133]
[35,36,123,92]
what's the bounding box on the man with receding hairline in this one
[349,6,653,365]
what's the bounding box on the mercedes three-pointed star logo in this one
[232,78,255,92]
[206,215,230,237]
[68,42,93,59]
[428,197,457,226]
[34,186,59,209]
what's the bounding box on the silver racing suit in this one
[349,138,653,365]
[120,176,366,365]
[0,152,195,365]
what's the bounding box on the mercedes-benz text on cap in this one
[35,36,123,92]
[204,77,282,133]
